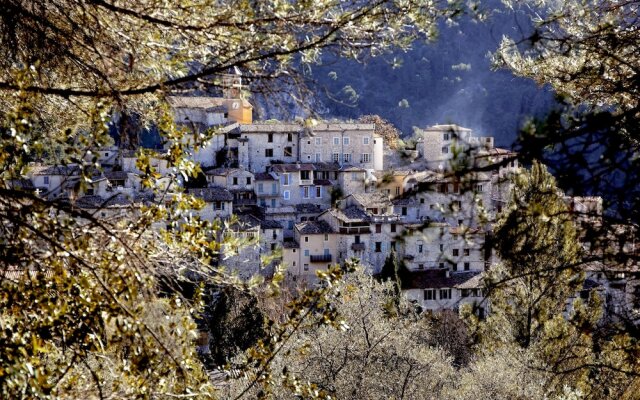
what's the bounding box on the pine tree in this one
[474,161,605,395]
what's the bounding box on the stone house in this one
[270,163,331,207]
[413,171,493,228]
[299,123,383,170]
[236,123,301,172]
[402,269,486,316]
[218,214,262,278]
[28,164,81,199]
[254,172,280,208]
[421,124,494,171]
[399,223,488,272]
[187,186,234,220]
[284,220,338,281]
[205,167,255,207]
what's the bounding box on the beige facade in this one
[299,123,380,170]
[237,123,300,172]
[284,221,338,281]
[421,124,494,171]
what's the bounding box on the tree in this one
[221,268,455,399]
[471,161,637,398]
[206,286,268,367]
[0,1,469,397]
[357,114,401,149]
[495,4,640,392]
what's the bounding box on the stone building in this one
[236,123,301,172]
[283,220,338,282]
[421,124,494,171]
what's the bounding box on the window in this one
[104,152,109,157]
[271,243,277,251]
[287,133,293,142]
[283,173,290,186]
[316,186,321,198]
[363,137,370,145]
[315,153,321,162]
[423,289,436,300]
[271,198,276,207]
[390,241,396,250]
[343,137,350,145]
[304,236,309,243]
[461,289,470,298]
[464,262,470,271]
[351,172,359,181]
[390,224,396,233]
[420,198,425,204]
[300,170,310,180]
[452,200,462,211]
[303,186,310,198]
[343,153,351,163]
[324,234,329,241]
[439,288,452,300]
[284,146,293,157]
[418,242,423,253]
[464,248,470,256]
[288,221,294,229]
[402,207,407,216]
[265,148,273,157]
[315,137,321,145]
[304,264,309,271]
[258,183,264,193]
[395,186,401,196]
[475,184,484,192]
[443,133,449,141]
[283,190,290,200]
[246,177,251,185]
[361,153,371,163]
[232,177,238,185]
[304,249,309,256]
[44,176,49,185]
[439,244,444,252]
[333,153,340,163]
[441,146,449,154]
[453,249,459,257]
[375,224,382,233]
[268,133,273,143]
[333,137,340,145]
[375,242,382,252]
[418,264,424,270]
[452,263,458,271]
[354,235,360,244]
[439,262,445,268]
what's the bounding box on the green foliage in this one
[206,286,268,367]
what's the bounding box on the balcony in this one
[310,254,332,263]
[370,214,402,223]
[351,243,366,252]
[339,226,371,234]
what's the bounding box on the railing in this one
[339,227,371,234]
[310,254,332,263]
[351,243,366,251]
[370,215,402,223]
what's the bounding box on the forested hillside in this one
[307,3,556,145]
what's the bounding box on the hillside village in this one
[15,77,638,322]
